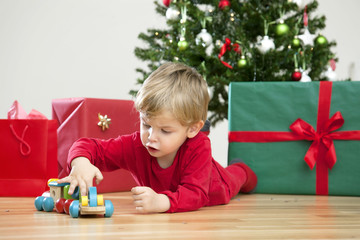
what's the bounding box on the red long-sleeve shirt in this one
[67,131,245,213]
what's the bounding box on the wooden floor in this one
[0,192,360,239]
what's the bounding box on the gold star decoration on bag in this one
[98,113,111,131]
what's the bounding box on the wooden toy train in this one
[34,179,114,218]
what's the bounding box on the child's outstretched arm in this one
[57,157,103,196]
[131,186,170,213]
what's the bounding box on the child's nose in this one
[148,128,156,141]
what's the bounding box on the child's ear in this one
[187,120,204,138]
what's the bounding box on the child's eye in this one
[161,129,171,134]
[142,123,150,129]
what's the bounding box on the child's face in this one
[140,110,191,166]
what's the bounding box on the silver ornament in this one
[257,36,275,54]
[166,7,179,20]
[195,29,213,47]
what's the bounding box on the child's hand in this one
[57,157,103,196]
[131,186,170,213]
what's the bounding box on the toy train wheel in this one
[69,200,80,218]
[34,196,45,211]
[55,198,66,213]
[64,199,74,214]
[88,187,97,207]
[104,200,114,217]
[42,197,54,212]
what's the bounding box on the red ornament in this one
[219,0,231,10]
[163,0,171,7]
[292,70,302,81]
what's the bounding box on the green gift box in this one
[228,81,360,196]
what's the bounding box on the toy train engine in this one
[34,179,79,213]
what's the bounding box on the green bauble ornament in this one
[292,36,301,48]
[237,56,247,68]
[178,40,189,51]
[276,21,289,36]
[316,35,327,45]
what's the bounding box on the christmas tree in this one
[132,0,337,126]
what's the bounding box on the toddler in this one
[58,62,257,213]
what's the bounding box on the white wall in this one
[1,0,359,167]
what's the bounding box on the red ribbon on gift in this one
[218,38,241,69]
[229,81,360,195]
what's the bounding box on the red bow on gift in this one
[290,111,344,170]
[218,38,241,69]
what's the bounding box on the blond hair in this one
[135,62,209,126]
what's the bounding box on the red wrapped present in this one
[52,98,139,193]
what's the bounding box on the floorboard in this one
[1,192,359,239]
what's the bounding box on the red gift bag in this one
[52,97,139,193]
[0,119,58,197]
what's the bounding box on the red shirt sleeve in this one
[66,133,136,174]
